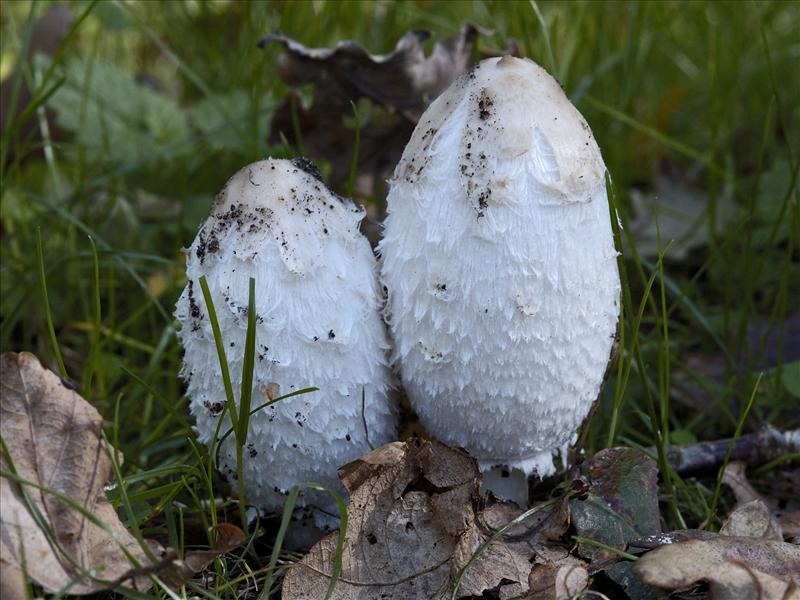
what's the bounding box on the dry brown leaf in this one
[164,523,246,588]
[259,24,499,194]
[450,485,582,600]
[282,439,479,599]
[721,461,790,541]
[720,499,783,540]
[527,559,589,600]
[722,461,764,505]
[261,24,489,122]
[283,440,590,600]
[778,508,800,541]
[632,535,800,600]
[452,503,533,599]
[765,465,800,540]
[0,352,155,595]
[0,558,27,600]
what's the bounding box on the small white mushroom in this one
[175,158,396,517]
[379,56,620,503]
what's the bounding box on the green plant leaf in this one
[570,448,661,562]
[781,361,800,398]
[45,57,190,164]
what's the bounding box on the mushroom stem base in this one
[481,466,528,507]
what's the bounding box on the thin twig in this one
[660,425,799,474]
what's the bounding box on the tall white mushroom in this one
[379,56,620,503]
[175,158,396,516]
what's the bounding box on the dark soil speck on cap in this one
[195,229,207,262]
[477,88,494,120]
[207,236,220,254]
[187,280,202,322]
[290,157,324,182]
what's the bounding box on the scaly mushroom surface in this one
[379,56,620,500]
[176,158,396,515]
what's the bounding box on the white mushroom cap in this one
[379,56,620,494]
[175,158,396,515]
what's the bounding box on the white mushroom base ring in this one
[380,56,620,503]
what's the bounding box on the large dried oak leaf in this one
[0,352,153,595]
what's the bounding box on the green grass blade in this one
[0,2,37,171]
[24,191,173,324]
[529,1,557,77]
[706,373,763,527]
[0,0,98,169]
[260,482,348,600]
[346,100,361,198]
[197,275,238,432]
[235,277,258,533]
[572,536,639,561]
[645,256,735,366]
[237,277,257,445]
[120,2,249,144]
[82,236,102,398]
[36,227,67,378]
[654,210,671,447]
[261,486,300,598]
[585,95,728,183]
[214,387,319,459]
[451,499,557,600]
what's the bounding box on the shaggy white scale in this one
[379,56,620,501]
[175,158,396,516]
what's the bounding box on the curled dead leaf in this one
[282,439,479,599]
[720,500,783,541]
[721,461,792,541]
[527,559,589,600]
[260,25,495,193]
[260,24,489,121]
[722,461,763,506]
[452,503,536,598]
[0,352,156,595]
[452,497,584,600]
[162,523,246,588]
[632,535,800,600]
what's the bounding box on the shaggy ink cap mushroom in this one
[379,56,620,503]
[175,158,397,517]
